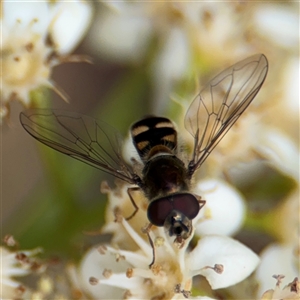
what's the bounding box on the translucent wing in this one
[185,54,268,175]
[20,109,137,184]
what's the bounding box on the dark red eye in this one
[172,193,200,219]
[147,193,200,226]
[147,197,172,226]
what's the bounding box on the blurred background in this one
[2,1,299,268]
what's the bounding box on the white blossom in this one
[86,2,251,113]
[0,0,93,121]
[193,179,246,237]
[256,188,299,298]
[0,246,43,299]
[260,275,300,300]
[254,4,299,48]
[76,214,259,299]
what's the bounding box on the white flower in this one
[260,275,299,300]
[89,2,254,64]
[101,177,246,251]
[193,179,246,237]
[76,215,259,299]
[256,188,299,297]
[256,245,299,298]
[0,0,93,121]
[281,56,299,124]
[254,4,299,48]
[255,128,299,181]
[193,107,299,187]
[100,181,150,251]
[0,246,43,299]
[188,235,259,290]
[87,2,253,113]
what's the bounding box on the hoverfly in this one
[20,54,268,264]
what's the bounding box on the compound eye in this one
[147,193,200,226]
[147,198,173,226]
[173,193,200,220]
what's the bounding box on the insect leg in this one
[142,223,156,268]
[126,187,156,267]
[125,187,140,221]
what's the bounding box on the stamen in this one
[102,269,113,279]
[48,80,70,103]
[154,236,165,247]
[15,252,29,263]
[97,245,107,255]
[89,273,140,290]
[121,218,152,258]
[113,206,123,223]
[182,290,191,298]
[3,234,17,247]
[213,264,224,274]
[97,245,148,266]
[100,181,111,193]
[16,285,26,295]
[89,277,99,285]
[115,253,126,262]
[273,274,285,286]
[174,284,191,298]
[150,263,162,276]
[127,267,154,279]
[190,263,224,277]
[123,290,132,299]
[126,268,133,278]
[289,277,299,293]
[58,54,93,64]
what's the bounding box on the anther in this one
[89,277,99,285]
[97,245,107,255]
[102,269,112,279]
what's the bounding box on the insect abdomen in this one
[131,116,177,161]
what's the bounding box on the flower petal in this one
[49,1,93,54]
[78,246,133,299]
[256,244,299,297]
[151,27,190,112]
[87,5,151,63]
[254,5,298,48]
[194,179,245,236]
[256,128,299,180]
[188,235,260,289]
[2,1,50,34]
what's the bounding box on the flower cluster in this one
[0,0,92,121]
[1,244,44,299]
[72,181,259,299]
[260,275,299,300]
[2,1,299,300]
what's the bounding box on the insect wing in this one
[185,54,268,173]
[20,109,136,184]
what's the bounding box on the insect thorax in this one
[142,155,190,199]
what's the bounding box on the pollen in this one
[126,268,133,278]
[38,276,53,295]
[151,263,162,275]
[154,236,165,247]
